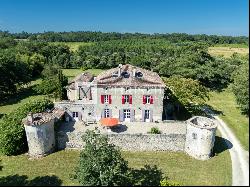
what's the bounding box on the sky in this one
[0,0,249,36]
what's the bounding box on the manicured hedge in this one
[0,98,53,156]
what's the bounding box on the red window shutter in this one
[109,95,112,104]
[150,95,154,104]
[122,95,125,104]
[143,95,146,104]
[129,95,132,104]
[101,95,104,104]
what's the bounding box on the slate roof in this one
[67,72,94,90]
[94,64,166,88]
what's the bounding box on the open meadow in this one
[206,88,249,151]
[208,46,249,58]
[0,133,231,186]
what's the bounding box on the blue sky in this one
[0,0,248,36]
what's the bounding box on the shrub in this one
[0,98,53,155]
[149,127,161,134]
[72,130,131,186]
[72,130,166,186]
[160,178,181,186]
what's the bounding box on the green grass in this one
[206,88,249,151]
[62,68,104,81]
[49,42,94,51]
[0,78,48,116]
[0,135,231,186]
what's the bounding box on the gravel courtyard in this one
[58,120,187,135]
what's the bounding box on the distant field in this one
[213,43,249,48]
[62,68,104,80]
[208,46,249,58]
[206,88,249,150]
[50,42,94,51]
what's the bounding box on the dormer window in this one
[135,71,143,78]
[112,71,119,77]
[121,71,130,78]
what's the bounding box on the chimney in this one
[118,64,122,76]
[27,112,33,123]
[132,68,136,77]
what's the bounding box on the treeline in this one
[0,30,248,45]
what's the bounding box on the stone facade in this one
[95,86,164,122]
[63,64,166,123]
[184,116,217,160]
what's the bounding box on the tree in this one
[0,98,53,155]
[163,76,210,116]
[35,65,68,100]
[73,130,131,186]
[232,61,249,115]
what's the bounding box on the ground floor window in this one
[104,109,110,118]
[73,112,78,118]
[145,110,150,119]
[124,109,131,119]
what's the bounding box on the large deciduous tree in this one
[163,76,210,116]
[232,61,249,115]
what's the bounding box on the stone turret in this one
[184,116,217,160]
[22,112,56,158]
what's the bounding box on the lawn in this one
[0,133,231,186]
[62,68,104,80]
[0,79,48,116]
[206,88,249,151]
[50,42,94,51]
[208,46,249,58]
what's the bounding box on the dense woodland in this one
[0,31,249,115]
[0,30,248,45]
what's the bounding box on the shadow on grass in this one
[0,174,62,186]
[129,165,163,186]
[212,136,233,156]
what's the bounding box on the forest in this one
[0,31,249,115]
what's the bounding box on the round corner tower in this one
[23,112,55,158]
[184,116,217,160]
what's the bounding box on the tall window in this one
[104,95,109,103]
[122,95,132,104]
[124,109,131,119]
[73,112,78,118]
[104,109,110,118]
[143,95,153,104]
[145,110,150,119]
[101,95,112,104]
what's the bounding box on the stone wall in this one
[57,131,186,151]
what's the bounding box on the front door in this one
[72,112,79,121]
[145,110,150,122]
[124,109,131,122]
